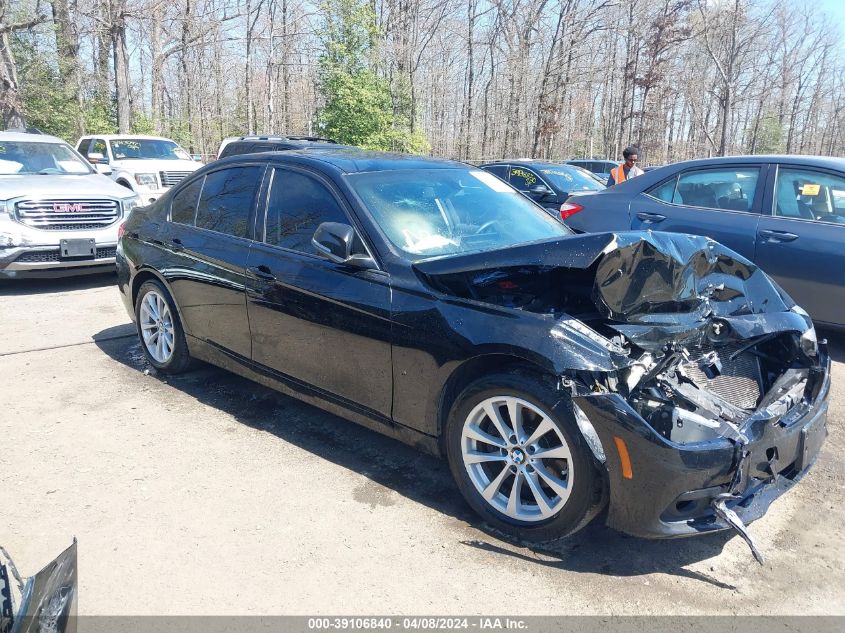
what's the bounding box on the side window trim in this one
[261,164,381,269]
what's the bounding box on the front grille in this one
[15,247,116,263]
[159,171,192,187]
[38,222,109,231]
[685,343,762,410]
[15,199,120,230]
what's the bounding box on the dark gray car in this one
[564,155,845,329]
[479,160,604,218]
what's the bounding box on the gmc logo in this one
[53,203,84,213]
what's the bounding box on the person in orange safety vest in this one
[607,146,644,187]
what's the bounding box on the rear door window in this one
[195,166,264,238]
[170,178,203,224]
[664,168,760,212]
[773,167,845,223]
[77,139,91,156]
[646,177,679,203]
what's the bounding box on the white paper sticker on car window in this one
[470,170,512,192]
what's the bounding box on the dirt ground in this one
[1,273,844,615]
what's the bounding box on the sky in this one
[819,0,845,37]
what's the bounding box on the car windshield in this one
[539,166,604,193]
[110,139,190,160]
[348,168,572,259]
[0,141,92,175]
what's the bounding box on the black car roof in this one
[217,148,467,174]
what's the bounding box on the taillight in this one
[559,201,584,220]
[117,221,127,240]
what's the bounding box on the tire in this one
[445,369,604,542]
[134,279,194,374]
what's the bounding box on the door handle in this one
[758,230,799,242]
[636,212,666,223]
[247,265,276,281]
[170,237,184,252]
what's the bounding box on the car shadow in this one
[94,325,740,589]
[0,271,116,296]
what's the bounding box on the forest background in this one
[1,0,843,163]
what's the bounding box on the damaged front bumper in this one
[573,343,830,539]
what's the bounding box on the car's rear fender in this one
[565,192,632,233]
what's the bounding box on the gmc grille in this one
[159,171,192,187]
[15,199,120,230]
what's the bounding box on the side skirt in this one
[186,335,442,457]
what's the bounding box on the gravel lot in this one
[1,273,844,615]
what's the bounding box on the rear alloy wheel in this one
[135,280,193,374]
[139,290,175,364]
[446,371,603,542]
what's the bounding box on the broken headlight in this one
[799,326,818,357]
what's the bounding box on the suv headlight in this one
[122,196,141,215]
[134,173,158,188]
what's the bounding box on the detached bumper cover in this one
[574,346,830,538]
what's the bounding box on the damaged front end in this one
[415,232,830,557]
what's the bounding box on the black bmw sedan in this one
[116,150,829,549]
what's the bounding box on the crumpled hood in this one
[590,232,810,350]
[0,173,136,201]
[413,231,813,352]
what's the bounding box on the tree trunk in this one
[111,2,132,133]
[0,28,24,128]
[52,0,83,134]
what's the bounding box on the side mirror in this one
[528,183,554,199]
[87,152,106,164]
[191,154,203,162]
[312,222,376,270]
[94,163,112,176]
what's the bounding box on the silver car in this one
[0,130,140,279]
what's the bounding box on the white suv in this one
[1,130,140,279]
[75,134,202,205]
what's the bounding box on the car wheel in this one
[135,280,193,374]
[445,370,604,542]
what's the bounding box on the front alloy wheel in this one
[461,396,574,522]
[446,371,603,542]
